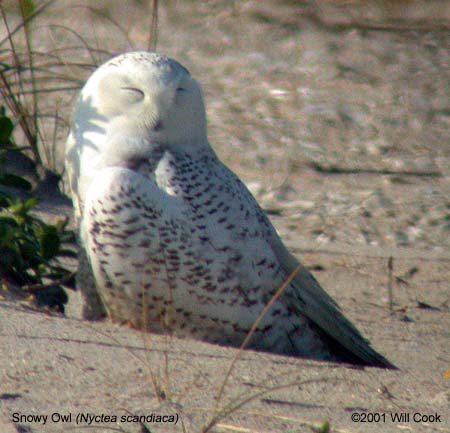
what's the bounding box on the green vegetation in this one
[0,106,75,311]
[312,420,331,433]
[0,0,79,311]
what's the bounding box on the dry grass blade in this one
[202,377,341,433]
[148,0,159,51]
[203,375,393,433]
[18,0,40,164]
[0,1,52,168]
[141,281,169,405]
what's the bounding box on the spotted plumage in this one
[66,52,394,368]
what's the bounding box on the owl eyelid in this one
[176,87,187,92]
[121,87,145,97]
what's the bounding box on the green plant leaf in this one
[8,201,28,221]
[0,173,32,191]
[37,225,61,260]
[23,196,40,210]
[313,421,330,433]
[0,215,19,229]
[0,249,16,272]
[20,0,36,19]
[0,194,12,208]
[8,197,39,221]
[18,237,41,267]
[0,115,14,143]
[0,219,18,246]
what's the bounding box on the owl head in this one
[75,52,208,150]
[66,52,210,220]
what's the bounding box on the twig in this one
[387,256,393,312]
[148,0,159,51]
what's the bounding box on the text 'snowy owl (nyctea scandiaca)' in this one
[66,52,394,368]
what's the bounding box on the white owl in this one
[66,52,394,368]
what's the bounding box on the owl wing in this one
[265,219,395,368]
[213,161,394,367]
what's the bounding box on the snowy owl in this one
[66,52,394,368]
